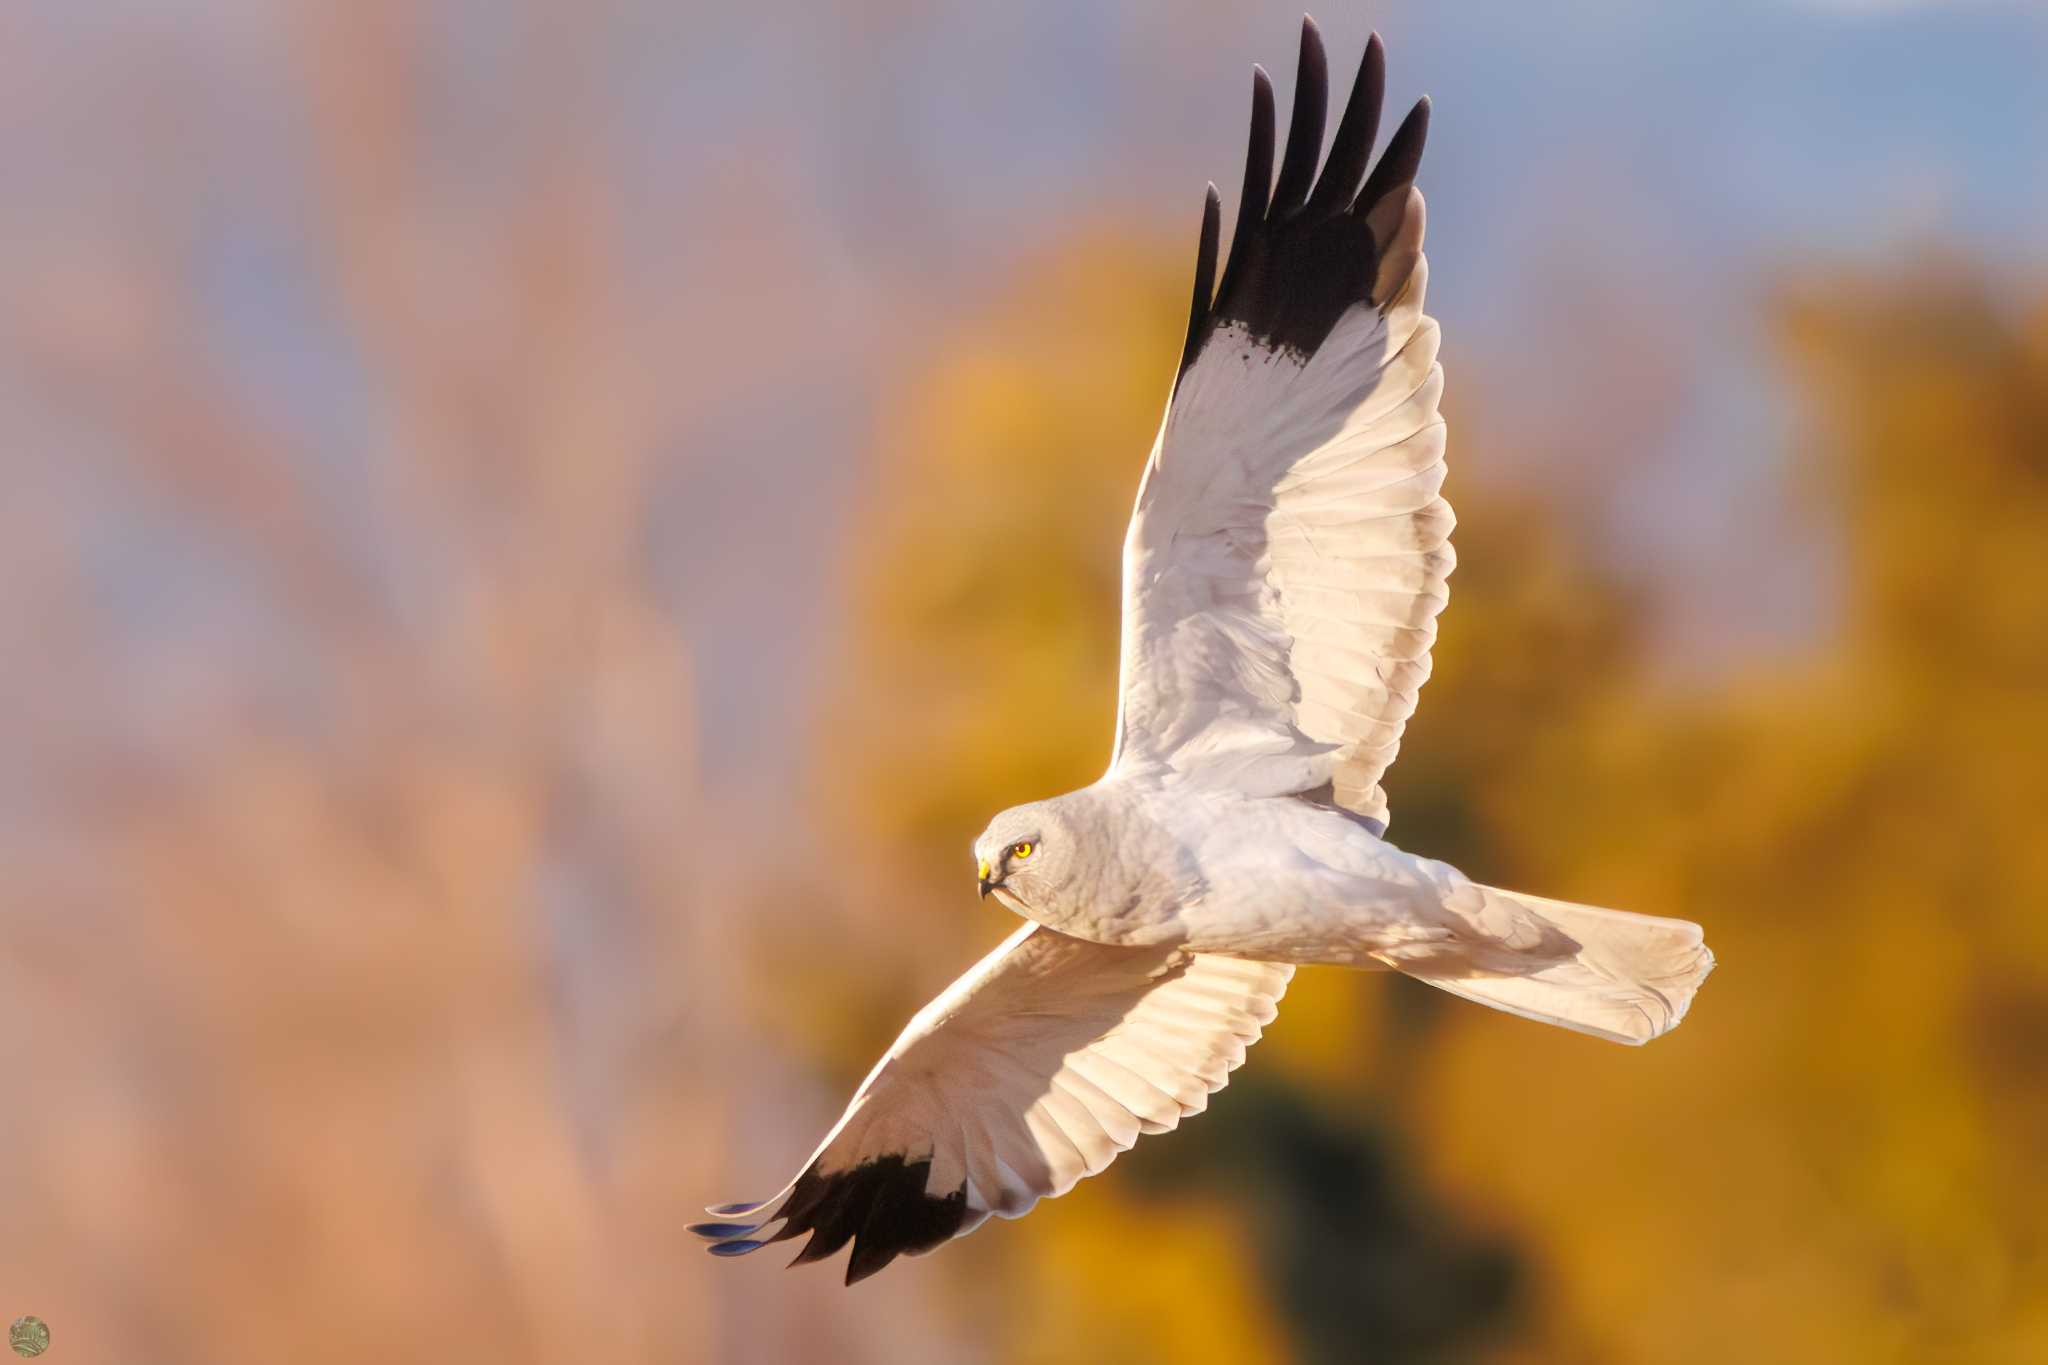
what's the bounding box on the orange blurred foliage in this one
[816,236,2048,1361]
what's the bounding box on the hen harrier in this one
[694,18,1713,1285]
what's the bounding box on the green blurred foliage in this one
[814,232,2048,1362]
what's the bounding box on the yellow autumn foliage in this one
[819,232,2048,1362]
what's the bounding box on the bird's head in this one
[972,800,1071,911]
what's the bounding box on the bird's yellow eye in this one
[1011,842,1034,860]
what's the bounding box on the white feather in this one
[730,923,1289,1239]
[1111,215,1451,830]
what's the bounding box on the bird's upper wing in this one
[692,922,1291,1283]
[1110,22,1449,833]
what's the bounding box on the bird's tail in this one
[1379,885,1714,1045]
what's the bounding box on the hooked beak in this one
[977,858,994,900]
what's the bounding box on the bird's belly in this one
[1161,799,1462,963]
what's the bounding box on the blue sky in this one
[642,0,2046,771]
[7,0,2043,789]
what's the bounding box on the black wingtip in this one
[712,1156,969,1285]
[707,1239,767,1258]
[1178,185,1223,381]
[1189,25,1427,364]
[786,1226,852,1268]
[1270,19,1328,215]
[1358,95,1430,216]
[705,1199,768,1217]
[1306,31,1386,219]
[1216,65,1277,324]
[845,1239,902,1286]
[687,1221,762,1240]
[1245,64,1276,184]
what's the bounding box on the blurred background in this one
[2,1,2045,1360]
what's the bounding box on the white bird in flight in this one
[694,18,1714,1285]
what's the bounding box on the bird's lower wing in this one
[692,923,1291,1283]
